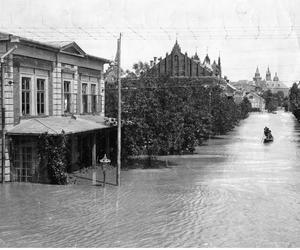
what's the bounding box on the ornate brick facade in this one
[147,40,222,78]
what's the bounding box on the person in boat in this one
[264,127,273,140]
[264,127,270,137]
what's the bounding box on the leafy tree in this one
[289,82,300,112]
[106,76,251,167]
[124,61,151,79]
[289,82,300,120]
[240,97,252,119]
[263,90,277,112]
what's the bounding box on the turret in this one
[273,72,279,81]
[218,55,222,77]
[266,66,271,81]
[203,54,210,65]
[172,39,181,53]
[192,52,200,63]
[253,66,262,83]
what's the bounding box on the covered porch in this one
[7,115,116,183]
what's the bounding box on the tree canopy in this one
[106,76,251,165]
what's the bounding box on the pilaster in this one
[52,62,62,116]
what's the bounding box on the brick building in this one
[0,31,113,183]
[146,40,222,78]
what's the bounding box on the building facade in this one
[253,66,289,97]
[246,92,265,111]
[0,32,113,183]
[146,40,222,78]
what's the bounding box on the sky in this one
[1,0,300,86]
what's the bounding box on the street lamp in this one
[99,154,111,187]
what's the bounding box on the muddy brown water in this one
[0,111,300,247]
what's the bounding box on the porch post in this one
[92,132,96,167]
[105,129,110,158]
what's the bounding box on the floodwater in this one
[0,111,300,247]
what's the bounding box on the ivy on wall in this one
[37,131,71,184]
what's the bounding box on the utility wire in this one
[1,24,300,41]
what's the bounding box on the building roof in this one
[246,91,264,98]
[0,31,111,63]
[226,82,237,91]
[44,41,74,48]
[265,80,288,89]
[7,116,112,136]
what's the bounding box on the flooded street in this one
[1,111,300,247]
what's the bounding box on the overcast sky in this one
[1,0,300,85]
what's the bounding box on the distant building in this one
[231,80,257,93]
[252,66,289,97]
[146,40,222,78]
[246,92,265,111]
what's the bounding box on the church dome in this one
[273,72,279,81]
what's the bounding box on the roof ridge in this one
[34,118,59,134]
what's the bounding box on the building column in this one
[73,66,78,114]
[100,75,105,116]
[52,62,62,116]
[0,53,14,182]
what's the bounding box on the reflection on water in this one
[0,111,300,247]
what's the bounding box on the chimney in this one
[154,57,157,65]
[150,60,154,67]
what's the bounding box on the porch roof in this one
[7,115,111,136]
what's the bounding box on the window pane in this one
[91,84,96,94]
[26,103,30,114]
[83,95,88,113]
[82,83,87,94]
[26,80,30,90]
[64,94,70,112]
[21,78,31,115]
[64,81,70,92]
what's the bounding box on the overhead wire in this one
[1,24,300,41]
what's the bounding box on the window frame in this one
[82,83,88,114]
[35,77,48,116]
[91,83,97,113]
[20,73,49,117]
[21,76,32,116]
[63,80,72,114]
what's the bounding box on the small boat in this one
[263,135,274,143]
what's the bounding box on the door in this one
[14,142,36,182]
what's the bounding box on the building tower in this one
[203,54,211,65]
[253,66,262,83]
[266,66,272,81]
[172,39,181,53]
[218,55,222,77]
[273,72,279,81]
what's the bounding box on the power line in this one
[1,25,300,41]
